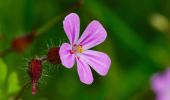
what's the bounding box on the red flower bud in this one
[12,32,35,53]
[47,47,61,64]
[27,59,42,95]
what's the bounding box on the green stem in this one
[0,48,12,57]
[35,0,83,37]
[14,82,31,100]
[0,0,82,57]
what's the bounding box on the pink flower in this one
[59,13,111,84]
[151,68,170,100]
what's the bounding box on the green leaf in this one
[0,58,7,88]
[7,72,20,95]
[0,90,3,99]
[0,90,7,100]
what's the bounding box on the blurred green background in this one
[1,0,170,100]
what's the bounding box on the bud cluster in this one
[27,47,61,95]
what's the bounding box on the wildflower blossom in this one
[151,68,170,100]
[59,13,111,84]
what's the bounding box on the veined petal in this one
[76,58,93,85]
[81,50,111,76]
[59,43,75,68]
[157,94,170,100]
[63,13,80,45]
[78,20,107,50]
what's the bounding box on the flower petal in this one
[59,43,75,68]
[78,20,107,50]
[63,13,80,45]
[81,50,111,76]
[157,94,170,100]
[164,68,170,83]
[151,73,166,93]
[76,58,93,85]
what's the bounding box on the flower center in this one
[70,44,83,54]
[75,45,83,53]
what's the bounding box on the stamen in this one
[71,44,83,54]
[76,45,83,53]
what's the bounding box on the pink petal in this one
[78,20,107,50]
[157,94,170,100]
[63,13,80,45]
[59,43,75,68]
[151,73,166,93]
[164,68,170,83]
[76,58,93,85]
[81,50,111,76]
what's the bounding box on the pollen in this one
[71,44,83,54]
[75,45,83,53]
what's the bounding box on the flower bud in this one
[150,13,170,32]
[27,58,42,95]
[47,47,61,64]
[12,32,35,53]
